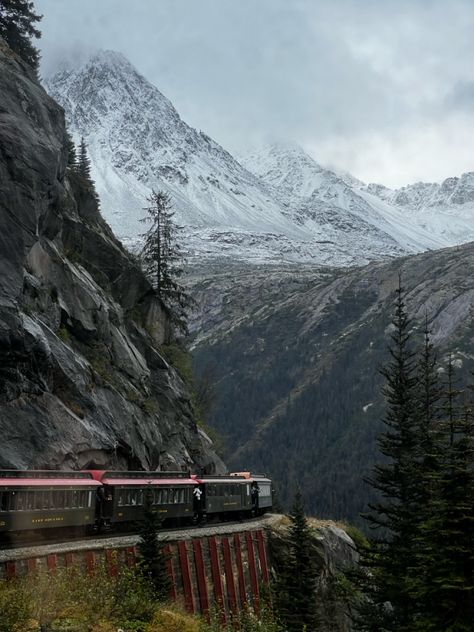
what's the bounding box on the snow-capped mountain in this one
[46,51,467,266]
[46,51,315,263]
[364,174,474,245]
[241,143,447,259]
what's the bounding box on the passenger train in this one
[0,469,272,540]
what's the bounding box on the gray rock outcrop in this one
[269,517,358,632]
[0,40,224,474]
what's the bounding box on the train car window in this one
[57,490,65,509]
[117,489,124,506]
[0,491,7,511]
[34,491,42,510]
[16,492,24,511]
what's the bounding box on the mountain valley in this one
[188,243,474,524]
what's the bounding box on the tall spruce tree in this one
[77,136,92,180]
[140,189,193,335]
[65,131,77,171]
[0,0,41,70]
[362,277,421,631]
[275,490,319,632]
[409,364,474,631]
[137,487,171,600]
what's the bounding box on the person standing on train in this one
[193,485,203,522]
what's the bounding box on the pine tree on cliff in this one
[77,136,92,180]
[362,277,421,630]
[0,0,42,70]
[140,189,193,335]
[137,487,171,600]
[275,489,319,632]
[66,131,77,171]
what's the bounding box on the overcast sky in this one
[36,0,474,187]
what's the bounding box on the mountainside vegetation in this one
[189,243,474,526]
[352,282,474,631]
[0,0,41,70]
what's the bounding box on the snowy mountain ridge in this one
[46,50,473,266]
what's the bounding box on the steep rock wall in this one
[0,40,223,474]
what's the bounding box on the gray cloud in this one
[35,0,474,187]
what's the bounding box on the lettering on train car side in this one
[31,516,65,524]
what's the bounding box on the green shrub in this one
[0,563,158,632]
[57,326,71,343]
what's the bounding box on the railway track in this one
[0,514,281,562]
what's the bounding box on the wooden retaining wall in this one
[0,525,272,618]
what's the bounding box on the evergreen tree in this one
[0,0,42,70]
[361,278,421,630]
[275,489,319,632]
[409,364,474,631]
[140,189,193,335]
[77,136,92,180]
[137,488,171,600]
[65,131,77,171]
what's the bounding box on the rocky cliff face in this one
[0,40,224,473]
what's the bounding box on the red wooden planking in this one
[256,530,270,584]
[164,544,178,601]
[222,537,238,614]
[85,551,96,574]
[245,531,260,608]
[105,549,118,577]
[233,533,248,606]
[27,558,37,574]
[47,554,57,572]
[126,546,136,568]
[193,539,210,616]
[5,561,16,579]
[65,552,75,568]
[208,536,227,624]
[178,540,195,613]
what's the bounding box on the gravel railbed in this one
[0,514,282,562]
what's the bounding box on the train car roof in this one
[0,470,96,480]
[192,475,248,484]
[0,478,101,488]
[229,472,272,483]
[86,471,196,486]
